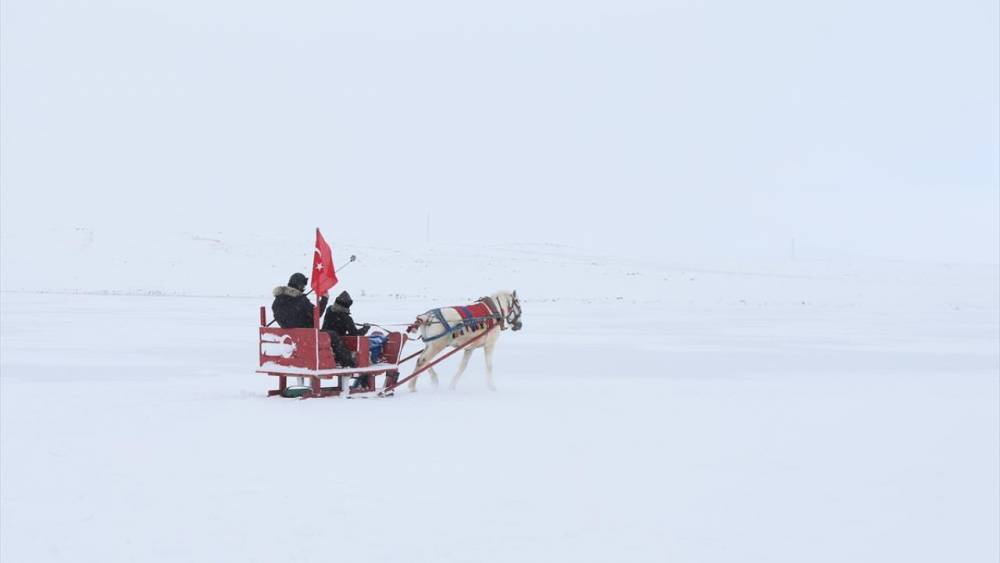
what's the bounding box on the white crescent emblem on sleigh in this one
[261,333,297,359]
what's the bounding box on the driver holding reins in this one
[323,291,374,388]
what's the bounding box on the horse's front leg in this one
[408,356,424,392]
[483,343,497,391]
[427,364,441,388]
[409,347,434,392]
[409,343,445,392]
[449,349,474,390]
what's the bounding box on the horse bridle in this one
[477,292,522,331]
[504,292,523,331]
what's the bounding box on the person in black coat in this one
[323,290,371,386]
[272,273,328,329]
[322,291,370,337]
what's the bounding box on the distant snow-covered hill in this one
[1,227,996,312]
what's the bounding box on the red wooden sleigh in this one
[257,306,406,398]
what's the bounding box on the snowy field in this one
[1,243,998,563]
[4,0,997,558]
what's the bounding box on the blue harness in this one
[423,306,497,342]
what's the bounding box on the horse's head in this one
[406,314,428,337]
[496,290,523,331]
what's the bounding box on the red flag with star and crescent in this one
[311,228,337,297]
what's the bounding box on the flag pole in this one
[314,291,320,368]
[314,229,321,373]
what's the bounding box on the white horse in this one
[406,290,523,391]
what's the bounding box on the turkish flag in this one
[311,228,337,297]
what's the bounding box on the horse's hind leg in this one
[449,349,474,391]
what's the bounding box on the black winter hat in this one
[288,273,308,291]
[335,290,353,308]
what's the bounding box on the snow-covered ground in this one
[1,241,998,562]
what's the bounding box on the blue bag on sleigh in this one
[369,332,388,363]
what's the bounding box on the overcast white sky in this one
[2,0,998,263]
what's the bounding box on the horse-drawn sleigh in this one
[256,290,523,398]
